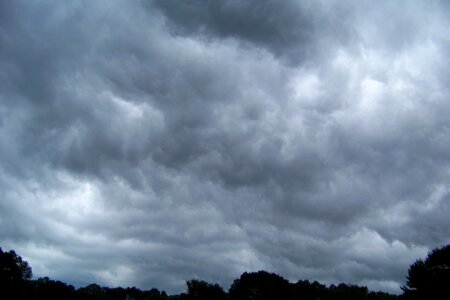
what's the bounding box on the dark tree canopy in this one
[229,271,291,300]
[0,247,33,299]
[0,247,32,281]
[30,277,76,300]
[185,279,227,300]
[9,244,450,300]
[403,244,450,300]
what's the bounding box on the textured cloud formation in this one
[1,0,449,294]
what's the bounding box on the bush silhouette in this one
[0,247,33,299]
[403,244,450,300]
[229,271,291,300]
[186,279,226,300]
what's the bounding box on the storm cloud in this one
[1,0,449,294]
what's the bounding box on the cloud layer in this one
[1,0,449,294]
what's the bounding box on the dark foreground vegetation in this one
[1,244,449,300]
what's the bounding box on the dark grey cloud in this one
[153,0,355,65]
[1,0,449,295]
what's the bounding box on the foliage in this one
[0,247,33,299]
[229,271,291,300]
[6,245,449,300]
[186,279,226,300]
[30,277,76,300]
[0,247,32,281]
[402,244,450,300]
[293,279,327,300]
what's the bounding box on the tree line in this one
[1,244,449,300]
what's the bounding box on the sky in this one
[1,0,450,295]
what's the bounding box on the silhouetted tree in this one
[142,287,169,300]
[30,276,76,300]
[293,280,327,300]
[0,247,33,299]
[0,247,32,281]
[328,283,369,300]
[104,287,127,300]
[186,279,226,300]
[402,244,450,300]
[368,291,399,300]
[0,245,405,300]
[76,283,110,300]
[229,271,291,300]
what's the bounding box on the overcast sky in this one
[1,0,449,295]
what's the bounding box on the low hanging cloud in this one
[1,0,449,294]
